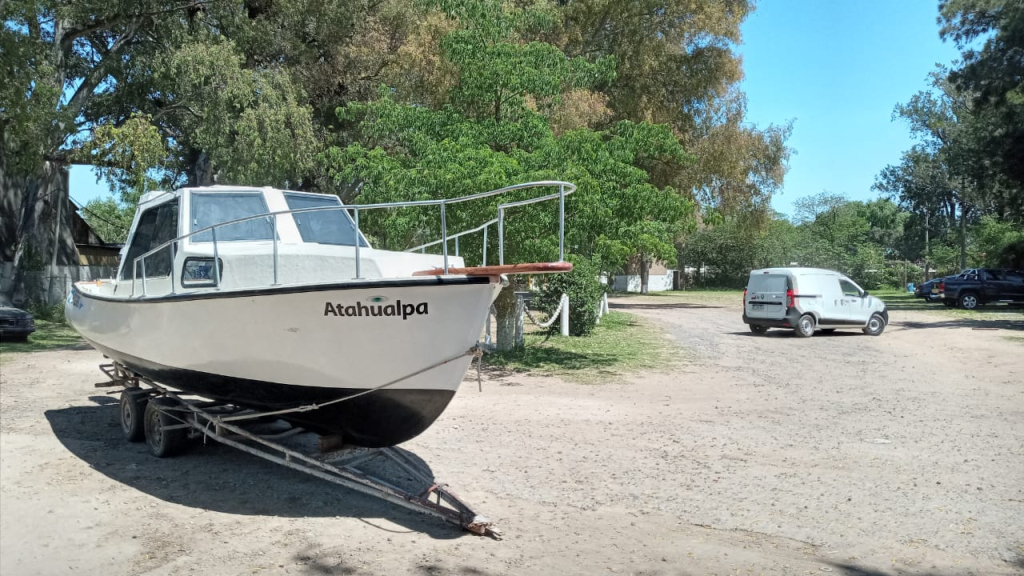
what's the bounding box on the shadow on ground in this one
[295,552,506,576]
[44,397,465,540]
[729,329,863,338]
[825,560,1023,576]
[895,318,1024,331]
[609,302,723,310]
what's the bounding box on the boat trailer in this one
[95,362,501,539]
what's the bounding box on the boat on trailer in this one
[66,181,574,448]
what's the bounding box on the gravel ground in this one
[1,298,1022,576]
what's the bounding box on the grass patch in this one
[1003,336,1024,344]
[0,320,84,362]
[486,311,678,383]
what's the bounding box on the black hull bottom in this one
[90,342,456,447]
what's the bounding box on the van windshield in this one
[748,274,787,293]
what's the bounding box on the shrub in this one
[28,301,66,324]
[535,255,605,337]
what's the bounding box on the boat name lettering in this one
[323,301,428,319]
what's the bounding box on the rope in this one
[215,347,483,423]
[523,295,566,329]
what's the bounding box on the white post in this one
[560,293,569,336]
[602,292,609,315]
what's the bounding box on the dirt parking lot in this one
[1,296,1022,576]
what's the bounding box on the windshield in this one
[191,192,274,242]
[284,193,367,247]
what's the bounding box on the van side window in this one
[120,200,179,280]
[839,279,861,297]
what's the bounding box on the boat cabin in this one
[102,186,458,299]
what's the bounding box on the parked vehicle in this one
[916,273,962,304]
[940,268,1024,310]
[0,306,36,342]
[743,267,888,337]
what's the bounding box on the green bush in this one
[28,301,66,324]
[535,256,605,337]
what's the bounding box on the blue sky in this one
[70,0,963,219]
[739,0,961,217]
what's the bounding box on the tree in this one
[940,0,1024,207]
[320,2,692,346]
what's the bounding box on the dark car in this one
[941,268,1024,310]
[915,273,964,304]
[0,306,36,342]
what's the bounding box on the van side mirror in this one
[862,291,869,297]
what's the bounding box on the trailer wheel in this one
[119,387,148,442]
[145,398,189,458]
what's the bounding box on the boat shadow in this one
[44,397,464,540]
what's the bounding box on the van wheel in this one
[795,314,815,337]
[749,324,768,335]
[862,313,886,336]
[959,292,980,310]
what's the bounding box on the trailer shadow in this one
[44,399,465,540]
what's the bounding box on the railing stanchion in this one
[455,235,459,257]
[354,208,361,279]
[141,259,148,296]
[498,208,505,266]
[272,214,279,285]
[441,202,448,273]
[482,225,488,266]
[560,293,569,336]
[169,242,176,295]
[212,227,221,290]
[558,183,565,262]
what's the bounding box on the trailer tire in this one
[145,398,189,458]
[120,387,148,442]
[749,324,768,335]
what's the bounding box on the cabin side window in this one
[284,193,368,247]
[119,199,179,280]
[191,192,274,242]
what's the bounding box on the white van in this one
[743,268,888,337]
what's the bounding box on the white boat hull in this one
[67,276,501,446]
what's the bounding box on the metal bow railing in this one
[130,181,576,297]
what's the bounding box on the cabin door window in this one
[119,200,179,280]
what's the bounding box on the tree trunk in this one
[493,279,525,352]
[959,203,969,271]
[3,159,74,306]
[924,210,930,281]
[639,256,650,294]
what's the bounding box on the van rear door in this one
[746,273,788,319]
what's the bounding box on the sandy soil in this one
[1,299,1022,576]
